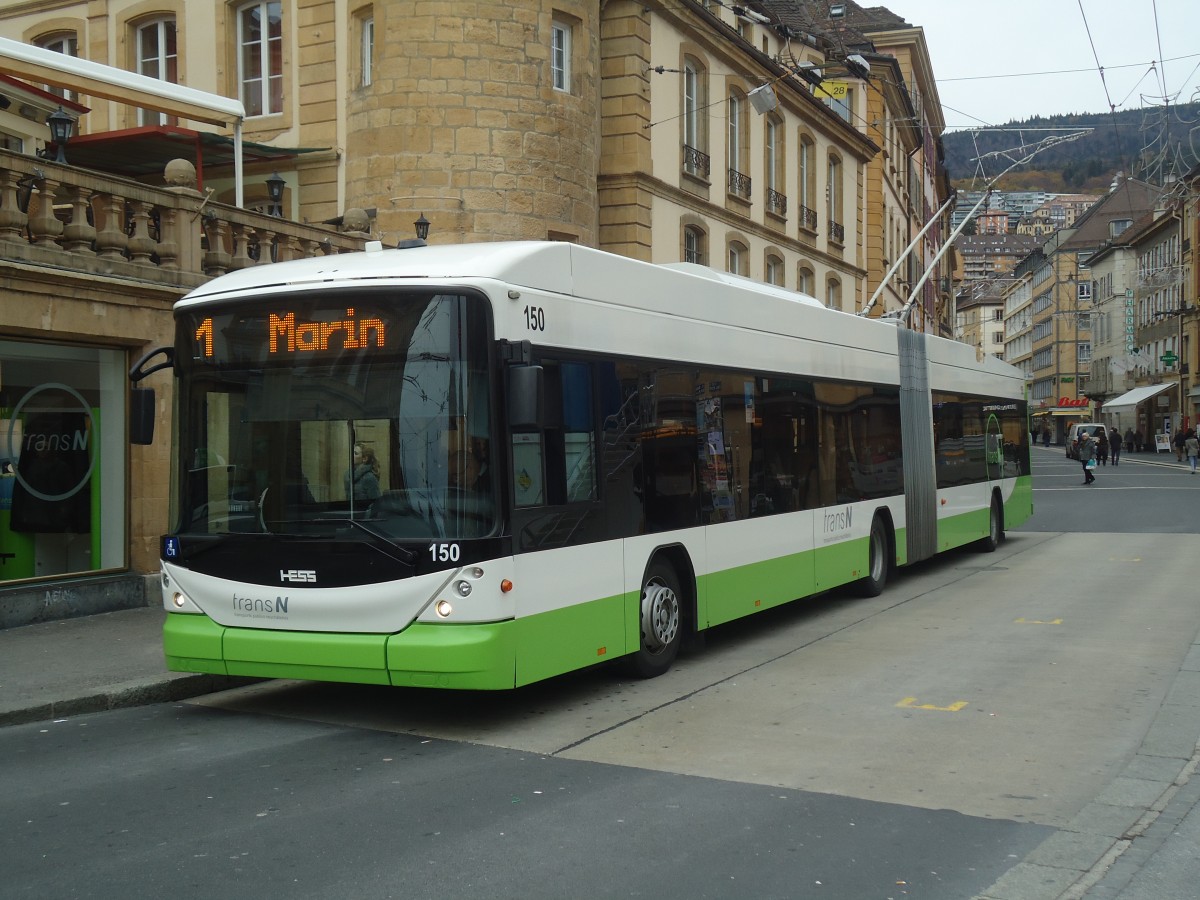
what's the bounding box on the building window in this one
[551,20,571,92]
[237,1,283,117]
[727,91,749,198]
[35,33,78,101]
[827,153,843,242]
[682,58,708,178]
[728,241,748,276]
[361,14,374,87]
[798,135,816,229]
[797,266,814,295]
[136,18,178,126]
[683,225,705,265]
[826,86,853,123]
[826,277,841,310]
[766,254,784,286]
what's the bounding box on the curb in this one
[0,674,258,728]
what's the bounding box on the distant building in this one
[955,233,1040,281]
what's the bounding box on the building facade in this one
[0,1,960,619]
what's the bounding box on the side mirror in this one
[508,365,544,431]
[130,387,156,445]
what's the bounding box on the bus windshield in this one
[172,289,495,542]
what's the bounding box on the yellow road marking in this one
[1014,617,1064,625]
[896,697,968,712]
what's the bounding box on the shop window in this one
[0,340,126,582]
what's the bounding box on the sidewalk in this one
[0,606,248,727]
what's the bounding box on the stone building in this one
[0,0,954,620]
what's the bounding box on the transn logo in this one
[280,569,317,583]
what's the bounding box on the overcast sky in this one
[878,0,1200,131]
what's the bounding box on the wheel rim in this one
[869,527,885,582]
[641,579,680,654]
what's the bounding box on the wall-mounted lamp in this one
[265,172,286,217]
[414,213,430,241]
[46,106,75,164]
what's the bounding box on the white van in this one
[1066,422,1105,460]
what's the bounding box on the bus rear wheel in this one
[625,561,683,678]
[854,515,889,597]
[977,496,1003,552]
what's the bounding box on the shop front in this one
[0,339,133,621]
[1103,383,1177,452]
[1034,398,1094,445]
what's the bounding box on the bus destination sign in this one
[192,307,387,361]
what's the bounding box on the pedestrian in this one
[1174,428,1187,462]
[1125,427,1135,453]
[1109,426,1122,466]
[1041,423,1051,448]
[1134,429,1143,453]
[1096,427,1109,465]
[1079,430,1097,484]
[1186,430,1199,475]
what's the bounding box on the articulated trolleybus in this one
[131,241,1032,690]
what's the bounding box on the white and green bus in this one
[131,241,1032,689]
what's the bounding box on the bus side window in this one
[513,361,596,508]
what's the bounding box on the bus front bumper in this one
[163,613,517,690]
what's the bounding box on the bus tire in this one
[854,515,889,597]
[625,560,683,678]
[978,495,1003,553]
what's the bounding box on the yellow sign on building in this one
[814,81,848,100]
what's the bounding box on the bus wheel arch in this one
[624,547,695,678]
[854,510,894,597]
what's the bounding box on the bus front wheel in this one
[626,561,683,678]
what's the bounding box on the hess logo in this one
[280,569,317,583]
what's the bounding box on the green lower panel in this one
[225,628,391,685]
[939,507,986,551]
[514,592,626,687]
[387,621,517,690]
[1005,477,1034,529]
[814,535,871,593]
[164,613,227,674]
[704,549,815,628]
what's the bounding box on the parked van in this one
[1066,422,1105,460]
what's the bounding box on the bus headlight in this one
[172,592,187,609]
[435,600,454,618]
[455,580,473,597]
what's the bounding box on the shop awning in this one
[1104,383,1175,413]
[65,126,326,187]
[1049,408,1091,416]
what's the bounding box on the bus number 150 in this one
[524,305,545,331]
[430,543,461,563]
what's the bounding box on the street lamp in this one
[414,213,430,241]
[46,106,75,164]
[265,172,286,217]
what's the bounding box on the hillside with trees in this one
[941,103,1200,192]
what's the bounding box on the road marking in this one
[896,697,968,712]
[1014,617,1063,625]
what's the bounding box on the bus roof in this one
[178,241,1025,392]
[180,241,825,308]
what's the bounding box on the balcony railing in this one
[682,145,710,180]
[0,151,367,290]
[766,188,787,217]
[798,204,817,231]
[728,168,751,199]
[830,220,845,244]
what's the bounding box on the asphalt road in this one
[2,444,1198,899]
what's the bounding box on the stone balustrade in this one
[0,151,368,291]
